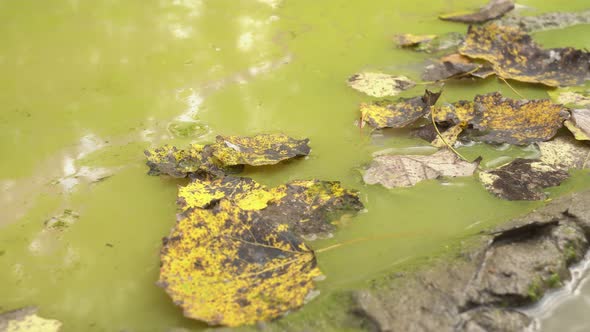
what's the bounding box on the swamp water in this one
[1,0,589,331]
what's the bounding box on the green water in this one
[1,1,590,331]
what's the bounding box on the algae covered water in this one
[1,0,590,331]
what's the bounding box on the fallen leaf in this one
[212,134,310,167]
[468,92,569,145]
[538,136,590,170]
[548,87,590,108]
[395,32,464,53]
[161,177,363,326]
[363,150,479,188]
[347,72,415,98]
[479,159,569,200]
[44,209,79,230]
[431,124,464,148]
[564,109,590,141]
[145,144,220,178]
[360,90,441,129]
[440,0,514,23]
[159,199,322,327]
[431,100,475,125]
[497,9,590,33]
[0,307,62,332]
[394,33,437,47]
[459,24,590,87]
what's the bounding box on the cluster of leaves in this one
[347,2,590,200]
[146,134,364,326]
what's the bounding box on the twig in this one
[499,77,525,99]
[430,109,469,162]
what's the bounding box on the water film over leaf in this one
[459,24,590,87]
[548,87,590,108]
[0,307,62,332]
[363,150,479,188]
[439,0,514,24]
[394,32,464,53]
[538,136,590,170]
[347,72,415,98]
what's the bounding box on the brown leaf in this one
[360,90,441,129]
[440,0,515,24]
[564,109,590,141]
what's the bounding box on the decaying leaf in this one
[145,134,310,178]
[497,9,590,33]
[422,54,480,82]
[440,0,514,23]
[459,24,590,87]
[212,134,310,167]
[431,100,475,125]
[479,159,569,200]
[395,32,464,53]
[538,136,590,170]
[394,34,437,47]
[564,109,590,141]
[363,150,479,188]
[159,199,322,327]
[360,90,441,129]
[548,87,590,108]
[0,307,62,332]
[468,92,569,145]
[431,124,464,148]
[161,176,363,326]
[44,209,79,230]
[347,72,415,98]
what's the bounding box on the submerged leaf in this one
[431,124,464,148]
[564,109,590,141]
[363,150,479,188]
[440,0,514,24]
[396,32,465,53]
[548,87,590,108]
[347,72,415,98]
[459,24,590,87]
[213,134,310,166]
[0,307,62,332]
[497,9,590,33]
[394,34,437,47]
[360,90,441,129]
[468,92,569,145]
[479,159,569,200]
[159,199,321,327]
[538,136,590,170]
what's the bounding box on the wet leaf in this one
[145,144,219,178]
[363,150,479,188]
[479,159,569,200]
[161,177,363,326]
[538,136,590,170]
[0,307,62,332]
[44,209,79,230]
[422,54,494,82]
[360,90,441,129]
[159,199,322,327]
[497,9,590,33]
[467,92,569,145]
[431,100,475,125]
[431,124,464,148]
[548,87,590,108]
[459,24,590,87]
[213,134,310,167]
[394,34,437,47]
[564,109,590,141]
[440,0,514,23]
[347,72,415,98]
[395,32,464,53]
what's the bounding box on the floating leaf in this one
[395,32,464,53]
[145,144,222,178]
[459,24,590,87]
[394,34,437,47]
[431,100,475,125]
[564,109,590,141]
[159,199,321,327]
[360,90,441,129]
[347,72,415,98]
[479,159,569,200]
[467,92,568,145]
[161,177,363,326]
[0,307,62,332]
[439,0,514,23]
[213,134,310,167]
[431,124,464,148]
[363,150,479,188]
[538,136,590,170]
[548,87,590,108]
[422,54,494,82]
[497,9,590,33]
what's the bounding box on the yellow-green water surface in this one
[1,1,590,331]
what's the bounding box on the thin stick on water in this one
[499,77,526,99]
[316,232,426,254]
[430,109,469,162]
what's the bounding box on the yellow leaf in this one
[0,307,62,332]
[360,90,441,129]
[347,72,415,98]
[213,134,310,166]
